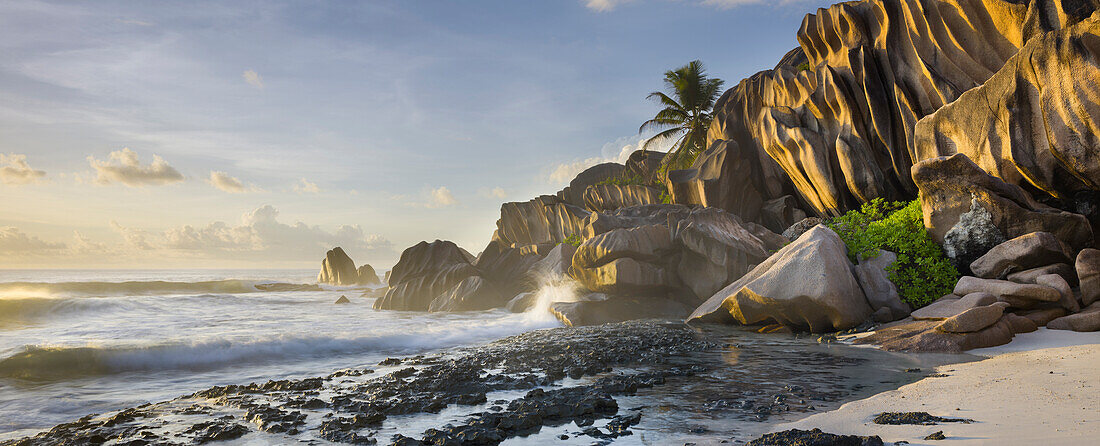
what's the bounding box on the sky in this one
[0,0,830,269]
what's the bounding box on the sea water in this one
[0,269,565,440]
[0,269,967,443]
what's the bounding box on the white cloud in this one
[242,69,264,89]
[207,170,253,193]
[548,133,672,185]
[87,148,184,186]
[584,0,634,11]
[427,186,457,208]
[0,226,65,253]
[488,187,507,199]
[110,220,154,250]
[69,230,107,254]
[293,177,320,194]
[0,153,47,185]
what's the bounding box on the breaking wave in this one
[0,316,560,381]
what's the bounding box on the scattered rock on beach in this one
[969,232,1073,279]
[334,295,350,304]
[911,293,996,320]
[745,428,883,446]
[1046,302,1100,332]
[872,412,972,425]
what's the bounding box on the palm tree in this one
[639,60,725,174]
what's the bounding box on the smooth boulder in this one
[852,250,911,322]
[936,305,1004,333]
[570,225,678,295]
[1077,248,1100,307]
[428,276,506,312]
[373,240,479,311]
[911,293,997,320]
[688,225,872,333]
[356,264,381,286]
[953,276,1061,309]
[969,232,1072,279]
[1046,302,1100,332]
[317,247,360,286]
[673,208,770,301]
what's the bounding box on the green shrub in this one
[827,199,958,308]
[596,174,648,187]
[562,234,583,247]
[797,62,812,72]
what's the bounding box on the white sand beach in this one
[776,329,1100,445]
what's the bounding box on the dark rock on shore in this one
[872,412,972,425]
[745,428,883,446]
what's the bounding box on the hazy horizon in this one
[0,0,830,269]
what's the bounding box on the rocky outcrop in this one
[624,150,665,179]
[941,198,1006,271]
[707,0,1099,218]
[580,204,691,239]
[373,240,479,311]
[1047,302,1100,332]
[954,276,1061,309]
[550,296,690,327]
[665,140,768,222]
[496,196,590,249]
[556,163,624,207]
[428,276,506,312]
[1077,248,1100,306]
[911,293,997,320]
[912,12,1100,222]
[570,225,678,296]
[317,247,359,286]
[672,208,771,301]
[913,154,1093,252]
[356,265,381,286]
[855,317,1016,353]
[689,225,872,332]
[474,241,541,298]
[582,184,662,212]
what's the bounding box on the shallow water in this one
[0,270,972,444]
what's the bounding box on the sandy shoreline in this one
[773,329,1100,445]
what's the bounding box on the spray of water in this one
[522,267,583,323]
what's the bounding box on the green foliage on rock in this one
[827,199,959,308]
[562,234,583,247]
[597,174,652,187]
[796,62,812,72]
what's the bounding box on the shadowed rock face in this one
[705,0,1099,218]
[374,240,479,311]
[495,196,590,249]
[317,247,358,286]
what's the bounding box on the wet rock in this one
[185,420,249,444]
[428,275,507,312]
[374,240,479,311]
[1046,302,1100,332]
[505,292,537,313]
[953,276,1060,309]
[1077,248,1100,307]
[924,431,946,440]
[528,243,577,279]
[690,225,872,332]
[746,428,883,446]
[357,264,381,286]
[872,412,972,425]
[856,317,1014,352]
[335,295,350,304]
[550,297,690,327]
[969,232,1073,279]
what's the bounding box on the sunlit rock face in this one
[704,0,1099,218]
[373,240,479,311]
[912,12,1100,219]
[317,247,359,286]
[495,195,590,250]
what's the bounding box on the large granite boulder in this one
[759,195,808,234]
[912,154,1093,253]
[582,184,662,212]
[1006,263,1077,287]
[556,162,624,207]
[937,305,1005,333]
[912,12,1100,227]
[688,225,872,333]
[580,204,691,239]
[428,276,507,312]
[570,225,678,295]
[665,139,768,222]
[317,247,360,286]
[855,317,1016,353]
[940,198,1006,271]
[953,276,1061,309]
[527,243,577,280]
[474,240,541,298]
[496,196,590,249]
[373,240,479,311]
[672,208,770,301]
[968,232,1073,279]
[911,293,997,320]
[624,150,665,179]
[852,250,911,322]
[356,264,381,286]
[550,296,690,327]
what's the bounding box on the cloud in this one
[293,177,320,194]
[547,133,673,185]
[584,0,634,11]
[0,226,65,253]
[87,148,184,186]
[110,220,154,250]
[0,153,47,185]
[161,205,395,262]
[242,70,264,89]
[427,186,457,208]
[207,170,253,193]
[69,230,107,254]
[488,187,506,199]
